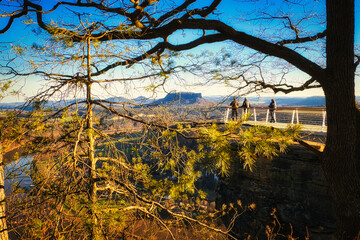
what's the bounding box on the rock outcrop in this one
[154,92,215,106]
[216,143,335,239]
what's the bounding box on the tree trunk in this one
[86,37,99,240]
[0,150,9,240]
[323,0,360,238]
[323,82,360,240]
[87,82,98,240]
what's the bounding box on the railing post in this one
[274,111,277,123]
[296,109,299,124]
[266,109,269,123]
[322,109,326,132]
[291,110,295,125]
[224,108,229,123]
[253,108,257,122]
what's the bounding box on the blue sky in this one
[0,0,359,102]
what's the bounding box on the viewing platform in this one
[115,104,328,141]
[222,106,327,137]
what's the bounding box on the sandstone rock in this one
[216,143,336,239]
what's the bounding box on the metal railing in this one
[129,104,327,133]
[223,107,327,132]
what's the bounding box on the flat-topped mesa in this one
[154,92,215,106]
[162,92,202,104]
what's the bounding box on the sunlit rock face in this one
[216,143,335,240]
[163,92,202,104]
[154,92,216,106]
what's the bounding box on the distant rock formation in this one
[154,92,215,106]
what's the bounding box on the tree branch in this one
[0,1,41,34]
[245,77,322,94]
[154,19,326,83]
[355,54,360,69]
[277,30,327,46]
[94,176,238,240]
[93,100,200,140]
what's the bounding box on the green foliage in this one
[0,111,31,155]
[137,129,204,201]
[27,218,45,239]
[198,124,233,175]
[0,80,19,99]
[11,44,25,55]
[0,80,11,95]
[198,123,300,175]
[22,18,36,25]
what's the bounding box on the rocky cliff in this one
[216,143,335,239]
[154,92,215,106]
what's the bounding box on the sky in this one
[0,0,359,102]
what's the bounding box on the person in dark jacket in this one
[230,97,239,121]
[242,97,250,113]
[268,98,276,123]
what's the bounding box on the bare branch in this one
[0,5,28,33]
[355,55,360,69]
[93,100,200,140]
[243,77,321,94]
[94,176,238,240]
[277,30,327,46]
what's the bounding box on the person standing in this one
[230,97,239,121]
[268,98,277,123]
[242,97,250,113]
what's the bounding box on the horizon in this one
[1,92,359,106]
